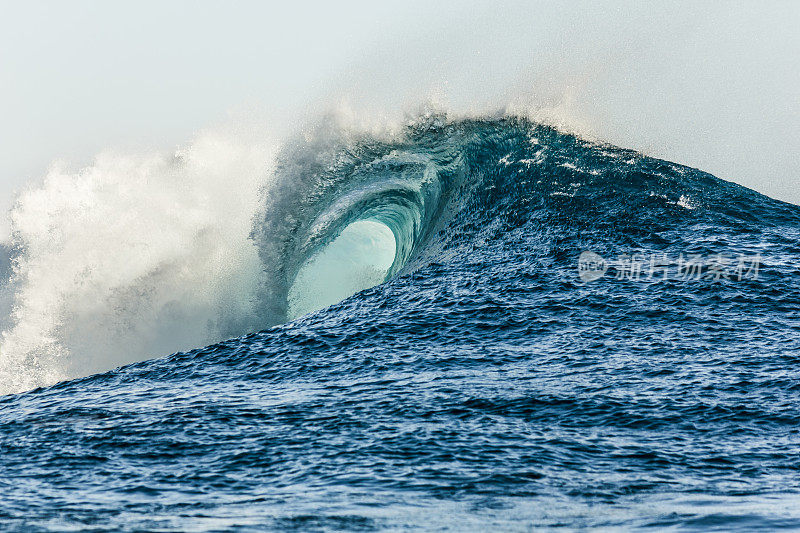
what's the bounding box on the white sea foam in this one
[0,129,276,393]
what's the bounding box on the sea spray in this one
[0,130,274,392]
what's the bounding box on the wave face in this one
[2,115,800,530]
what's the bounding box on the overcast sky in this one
[1,1,798,240]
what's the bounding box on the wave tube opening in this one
[287,219,396,319]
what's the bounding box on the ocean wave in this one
[1,111,800,530]
[0,111,797,396]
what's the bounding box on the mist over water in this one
[306,2,800,205]
[0,130,275,391]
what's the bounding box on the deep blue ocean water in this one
[2,116,800,531]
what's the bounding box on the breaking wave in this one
[1,110,798,397]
